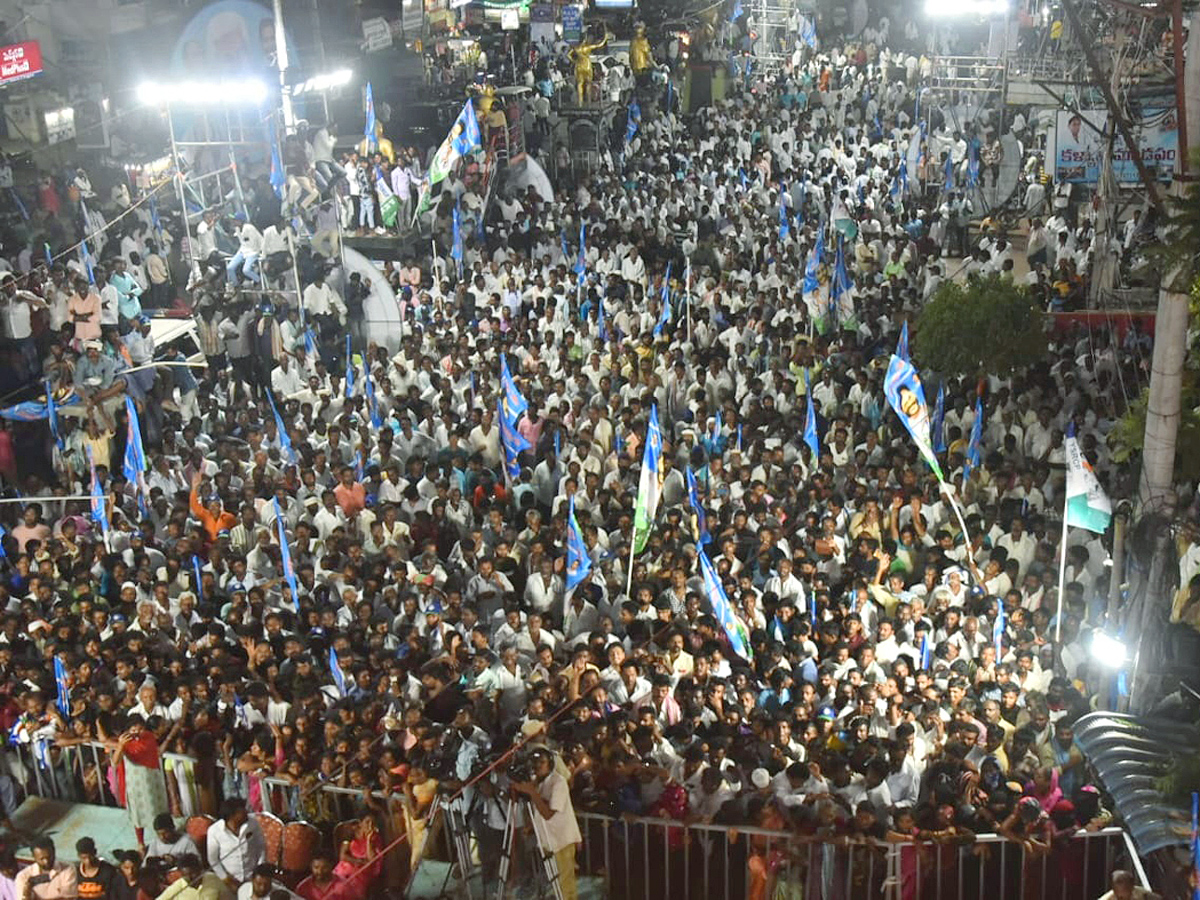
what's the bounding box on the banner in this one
[0,42,42,87]
[1053,108,1177,184]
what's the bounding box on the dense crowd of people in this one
[0,5,1174,900]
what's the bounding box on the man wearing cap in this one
[73,337,126,424]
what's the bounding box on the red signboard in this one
[0,41,42,87]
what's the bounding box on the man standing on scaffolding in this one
[510,748,581,900]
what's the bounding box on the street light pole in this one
[274,0,296,132]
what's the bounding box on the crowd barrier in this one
[9,741,1151,899]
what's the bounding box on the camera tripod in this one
[494,792,566,900]
[405,790,482,900]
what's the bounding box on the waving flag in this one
[192,554,204,604]
[267,116,286,199]
[86,446,109,542]
[363,82,377,148]
[884,353,944,481]
[329,646,347,697]
[123,397,149,519]
[931,384,946,453]
[685,467,710,545]
[80,236,96,285]
[799,14,818,48]
[831,235,855,328]
[575,222,587,285]
[897,321,910,361]
[46,381,62,450]
[565,495,592,590]
[654,263,672,338]
[273,496,300,609]
[267,389,298,465]
[1064,424,1112,533]
[597,291,607,344]
[625,99,641,143]
[499,356,528,424]
[631,404,663,555]
[899,159,909,196]
[943,153,954,192]
[963,397,983,487]
[778,184,790,240]
[699,550,752,661]
[497,398,530,482]
[967,141,980,188]
[54,656,70,719]
[920,634,932,670]
[803,229,824,295]
[804,370,820,459]
[375,165,399,228]
[993,601,1006,655]
[419,100,481,208]
[344,335,355,398]
[451,199,464,274]
[362,354,382,429]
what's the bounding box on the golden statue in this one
[630,23,652,74]
[570,33,609,105]
[473,83,498,119]
[359,121,395,164]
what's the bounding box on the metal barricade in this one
[574,814,1147,900]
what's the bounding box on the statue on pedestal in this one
[570,32,609,105]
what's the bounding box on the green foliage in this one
[912,274,1048,378]
[1143,150,1200,292]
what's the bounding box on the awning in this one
[1074,711,1198,854]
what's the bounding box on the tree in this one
[912,274,1048,378]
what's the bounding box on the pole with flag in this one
[86,446,109,547]
[897,320,910,361]
[267,390,298,465]
[274,497,300,610]
[362,354,383,429]
[122,397,149,520]
[627,404,663,600]
[565,495,592,597]
[1057,424,1112,644]
[993,598,1006,657]
[329,646,347,698]
[451,198,464,279]
[344,335,355,398]
[363,82,377,151]
[963,397,983,488]
[46,381,62,450]
[804,369,820,461]
[699,550,753,662]
[685,467,710,546]
[54,656,71,720]
[778,183,790,240]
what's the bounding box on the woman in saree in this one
[110,721,170,855]
[333,814,384,899]
[400,763,439,872]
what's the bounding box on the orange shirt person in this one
[333,466,366,517]
[189,471,237,542]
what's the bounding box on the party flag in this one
[944,153,954,192]
[778,183,790,240]
[274,496,300,610]
[362,353,382,429]
[499,356,528,424]
[54,656,70,719]
[804,369,820,459]
[686,467,710,545]
[86,445,109,541]
[565,495,592,590]
[699,550,752,661]
[329,645,347,697]
[963,397,983,487]
[266,390,298,465]
[122,397,149,519]
[192,554,204,604]
[1065,424,1112,533]
[363,82,377,148]
[932,384,946,454]
[46,380,62,450]
[920,634,932,670]
[497,398,530,483]
[344,335,354,398]
[631,404,663,555]
[897,320,910,361]
[993,600,1006,655]
[884,353,943,482]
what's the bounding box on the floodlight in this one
[924,0,1009,15]
[1090,631,1127,667]
[136,79,269,107]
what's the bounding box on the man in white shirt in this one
[227,214,264,284]
[271,354,305,399]
[206,798,265,886]
[512,749,582,900]
[302,272,347,336]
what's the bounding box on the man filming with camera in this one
[510,748,581,900]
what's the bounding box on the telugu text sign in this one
[0,41,42,87]
[1053,108,1177,184]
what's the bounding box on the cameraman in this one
[510,748,581,900]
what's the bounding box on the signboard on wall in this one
[1052,107,1178,184]
[561,5,583,42]
[0,41,42,87]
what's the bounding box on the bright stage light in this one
[924,0,1009,16]
[294,68,354,94]
[1090,631,1127,667]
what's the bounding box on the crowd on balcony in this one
[0,3,1180,900]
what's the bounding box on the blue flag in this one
[192,554,204,604]
[267,116,286,199]
[329,645,347,697]
[831,235,854,322]
[920,635,932,670]
[597,291,607,344]
[804,369,820,460]
[897,320,910,361]
[739,167,748,191]
[499,356,528,424]
[0,522,7,559]
[344,335,354,398]
[932,384,946,453]
[771,615,785,643]
[737,423,743,452]
[699,551,752,661]
[943,153,954,192]
[686,467,710,545]
[362,354,382,429]
[267,390,298,465]
[303,326,317,357]
[498,398,531,482]
[654,263,672,338]
[964,397,983,487]
[993,600,1006,654]
[46,381,62,450]
[80,236,95,285]
[123,397,149,519]
[274,497,300,610]
[450,99,482,157]
[799,14,817,48]
[575,222,587,284]
[86,446,109,541]
[778,183,790,240]
[626,99,641,143]
[54,656,70,719]
[884,353,943,481]
[451,199,464,272]
[967,141,980,188]
[899,159,909,196]
[565,495,592,591]
[363,82,377,147]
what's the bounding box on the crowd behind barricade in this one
[0,6,1184,900]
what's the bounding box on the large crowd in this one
[0,5,1179,900]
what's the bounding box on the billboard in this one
[1053,107,1178,184]
[0,41,42,87]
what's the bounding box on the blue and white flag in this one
[778,183,790,240]
[362,354,382,429]
[626,99,641,143]
[575,222,587,285]
[344,335,355,398]
[799,14,818,48]
[46,381,62,450]
[654,263,672,338]
[932,384,946,454]
[967,141,980,188]
[831,235,855,326]
[363,82,377,147]
[963,397,983,487]
[699,550,752,661]
[804,369,820,459]
[803,228,824,295]
[499,356,528,424]
[943,153,954,192]
[1065,424,1112,533]
[498,399,531,483]
[884,353,943,482]
[897,320,910,361]
[565,495,592,591]
[123,397,149,519]
[685,466,710,545]
[329,646,347,697]
[993,601,1006,654]
[451,199,464,274]
[631,404,663,555]
[54,656,70,719]
[267,390,298,465]
[920,634,932,670]
[274,497,300,609]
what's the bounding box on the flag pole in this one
[624,544,635,603]
[1055,495,1069,647]
[685,258,692,345]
